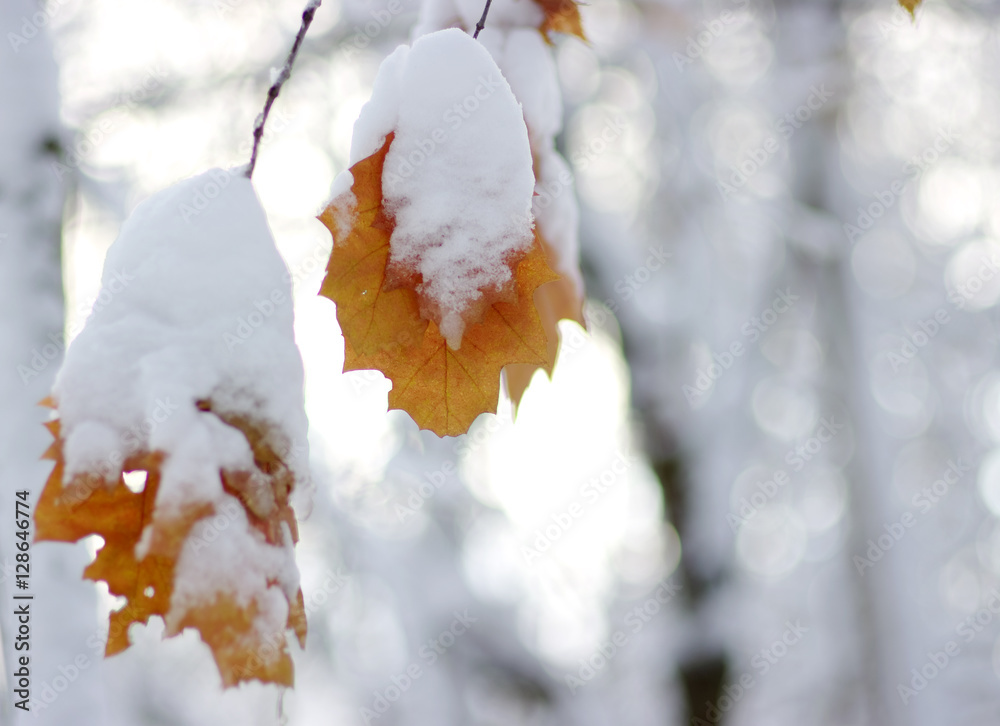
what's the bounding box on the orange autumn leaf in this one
[319,136,562,436]
[535,0,586,42]
[35,428,199,658]
[503,149,586,410]
[34,398,307,688]
[345,234,557,436]
[503,271,584,410]
[181,401,308,687]
[318,134,427,355]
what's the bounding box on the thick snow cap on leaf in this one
[49,170,310,682]
[476,28,583,298]
[478,28,562,144]
[53,170,309,508]
[343,28,536,349]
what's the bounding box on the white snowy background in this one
[3,0,1000,724]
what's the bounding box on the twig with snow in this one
[246,0,322,178]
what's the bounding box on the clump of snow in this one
[341,28,536,348]
[408,14,585,304]
[532,150,584,295]
[52,169,309,637]
[478,28,562,145]
[169,502,299,636]
[477,27,584,297]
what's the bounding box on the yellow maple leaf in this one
[319,135,562,436]
[34,398,307,688]
[898,0,922,17]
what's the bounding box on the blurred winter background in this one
[4,0,1000,724]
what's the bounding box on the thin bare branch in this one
[246,0,322,178]
[473,0,493,38]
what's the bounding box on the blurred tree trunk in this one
[577,1,884,724]
[0,3,107,723]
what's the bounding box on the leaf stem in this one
[246,0,322,179]
[473,0,493,39]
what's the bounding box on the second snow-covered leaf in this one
[36,171,310,688]
[320,28,564,435]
